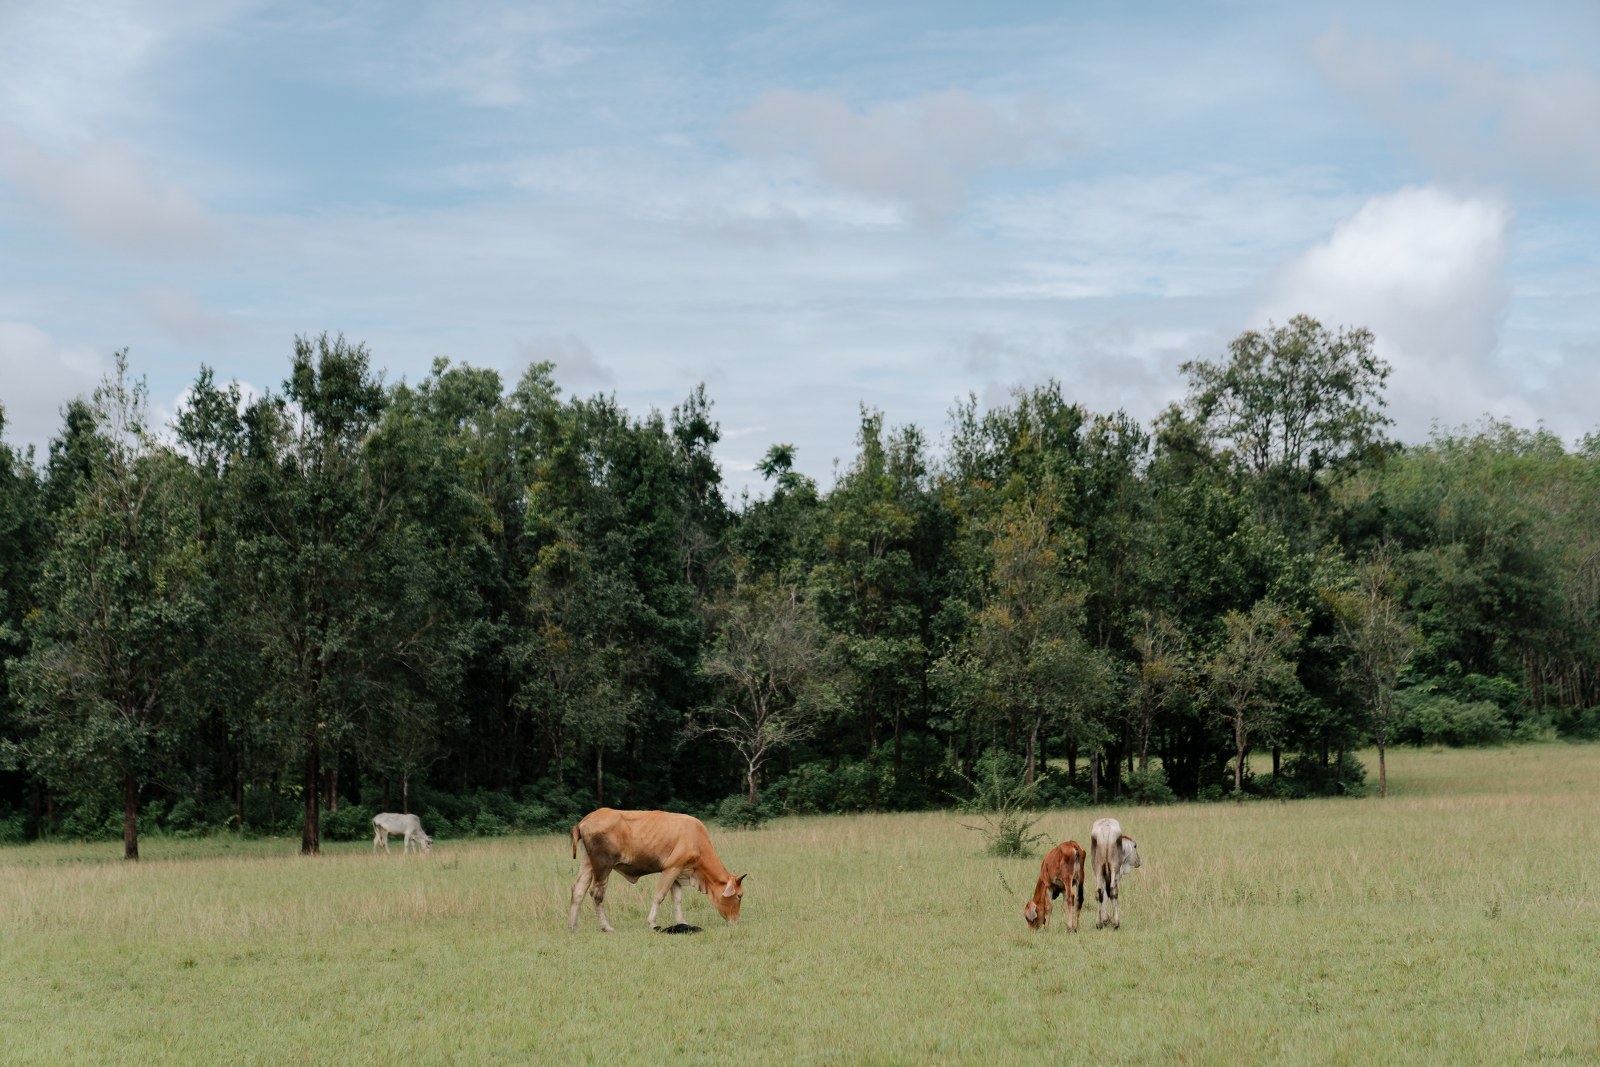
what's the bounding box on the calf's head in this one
[1119,836,1140,872]
[1024,899,1047,930]
[710,873,747,923]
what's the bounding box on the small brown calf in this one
[1023,840,1086,932]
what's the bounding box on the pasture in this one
[3,745,1599,1065]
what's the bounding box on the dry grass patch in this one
[3,744,1600,1064]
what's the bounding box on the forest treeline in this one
[2,316,1599,857]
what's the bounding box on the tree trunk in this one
[746,760,758,805]
[1272,745,1281,778]
[1025,719,1039,785]
[327,766,339,812]
[122,772,139,862]
[893,706,903,779]
[1377,741,1388,798]
[596,748,605,807]
[1090,751,1099,804]
[402,773,410,815]
[300,747,321,855]
[232,745,244,834]
[1234,737,1246,794]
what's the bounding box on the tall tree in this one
[694,573,839,804]
[811,410,931,783]
[1206,599,1302,794]
[0,403,45,821]
[934,492,1110,787]
[233,334,459,853]
[1182,315,1391,483]
[1326,552,1418,797]
[10,354,205,859]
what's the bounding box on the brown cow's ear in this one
[722,878,739,898]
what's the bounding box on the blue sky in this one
[2,1,1597,498]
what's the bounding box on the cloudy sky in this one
[2,1,1597,498]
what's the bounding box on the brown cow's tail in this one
[571,822,580,859]
[1073,843,1086,912]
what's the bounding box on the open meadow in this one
[3,744,1599,1065]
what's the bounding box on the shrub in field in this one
[1395,687,1508,746]
[1031,775,1088,808]
[1552,706,1600,741]
[713,794,779,829]
[763,763,835,814]
[1123,766,1176,805]
[472,810,511,836]
[319,804,374,842]
[0,810,26,844]
[1250,753,1367,799]
[958,749,1048,857]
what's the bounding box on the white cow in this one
[373,812,433,854]
[1090,817,1141,929]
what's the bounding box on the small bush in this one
[713,795,773,829]
[162,796,201,835]
[320,803,375,842]
[472,810,510,837]
[1123,767,1176,805]
[1396,687,1508,746]
[958,749,1048,858]
[0,811,27,844]
[1554,706,1600,741]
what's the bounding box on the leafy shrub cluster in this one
[1250,753,1367,799]
[1394,685,1509,747]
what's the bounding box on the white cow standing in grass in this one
[373,812,433,854]
[1090,817,1141,929]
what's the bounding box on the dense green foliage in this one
[3,318,1598,849]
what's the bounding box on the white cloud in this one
[0,321,108,452]
[341,1,612,109]
[733,89,1073,224]
[0,125,223,257]
[139,288,238,348]
[1262,185,1520,437]
[516,335,614,390]
[0,1,254,145]
[1313,28,1600,196]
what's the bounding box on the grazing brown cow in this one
[1024,840,1086,932]
[568,808,746,932]
[1090,817,1142,930]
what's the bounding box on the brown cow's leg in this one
[647,868,680,928]
[569,861,594,931]
[591,872,616,933]
[671,882,686,925]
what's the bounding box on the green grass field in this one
[4,744,1599,1065]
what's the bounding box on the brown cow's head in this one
[711,873,746,923]
[1024,899,1046,930]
